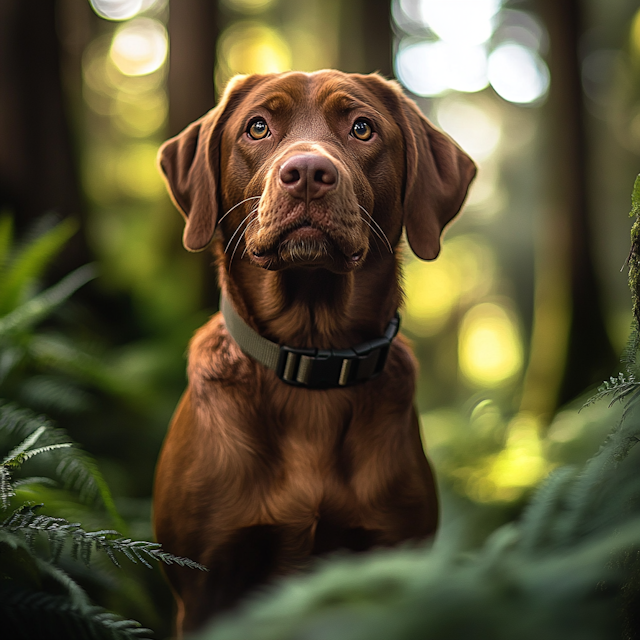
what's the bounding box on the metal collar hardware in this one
[220,294,400,389]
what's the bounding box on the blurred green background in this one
[1,0,640,636]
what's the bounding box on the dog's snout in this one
[279,154,338,200]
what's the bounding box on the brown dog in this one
[153,70,475,635]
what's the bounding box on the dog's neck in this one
[215,243,402,350]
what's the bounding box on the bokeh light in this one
[631,7,640,57]
[404,235,496,336]
[115,143,165,199]
[414,0,502,45]
[393,3,550,107]
[112,90,167,137]
[435,97,501,160]
[487,43,550,105]
[466,413,550,503]
[218,22,292,77]
[221,0,275,12]
[493,10,547,53]
[110,18,168,77]
[90,0,143,21]
[458,302,523,387]
[395,40,488,97]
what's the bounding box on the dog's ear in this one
[398,96,476,260]
[158,74,260,252]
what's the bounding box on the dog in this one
[153,70,475,635]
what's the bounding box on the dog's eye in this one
[352,119,373,141]
[248,119,270,140]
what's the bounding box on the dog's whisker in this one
[360,218,385,257]
[230,213,259,267]
[239,219,260,261]
[218,195,261,226]
[224,208,258,254]
[358,212,389,257]
[358,205,394,254]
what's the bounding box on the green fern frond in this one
[0,217,79,316]
[0,263,96,336]
[4,424,48,460]
[5,443,73,469]
[517,466,578,553]
[0,465,13,509]
[11,476,58,489]
[33,556,91,609]
[621,324,640,370]
[26,333,141,402]
[54,453,123,527]
[2,504,208,572]
[582,372,640,409]
[0,585,153,640]
[0,402,124,528]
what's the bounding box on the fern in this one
[0,585,153,640]
[516,466,578,553]
[0,263,96,336]
[193,397,640,640]
[2,504,206,571]
[0,425,71,509]
[0,401,209,640]
[0,414,207,572]
[585,175,640,409]
[0,216,79,316]
[0,401,123,527]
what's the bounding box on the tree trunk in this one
[0,0,89,271]
[339,0,392,77]
[168,0,219,137]
[523,0,617,413]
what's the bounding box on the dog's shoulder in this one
[187,313,254,389]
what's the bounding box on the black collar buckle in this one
[275,314,400,389]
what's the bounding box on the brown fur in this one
[153,70,476,636]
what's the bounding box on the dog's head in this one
[158,71,476,272]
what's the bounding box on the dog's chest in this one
[257,388,359,522]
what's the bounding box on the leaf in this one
[3,425,47,463]
[0,402,125,529]
[2,504,207,572]
[0,217,78,316]
[0,465,15,509]
[6,442,73,467]
[0,263,97,336]
[0,584,154,640]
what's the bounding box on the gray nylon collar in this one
[220,294,400,389]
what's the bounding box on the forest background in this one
[1,0,640,637]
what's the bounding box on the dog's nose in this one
[279,154,338,200]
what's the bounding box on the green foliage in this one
[0,401,122,527]
[0,402,206,639]
[0,216,205,638]
[584,174,640,410]
[0,214,79,316]
[188,178,640,640]
[196,384,640,640]
[0,215,98,413]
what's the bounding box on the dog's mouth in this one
[249,222,364,272]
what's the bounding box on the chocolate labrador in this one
[153,70,475,635]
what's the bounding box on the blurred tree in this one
[167,0,221,309]
[168,0,219,137]
[338,0,392,76]
[525,0,618,411]
[0,0,90,276]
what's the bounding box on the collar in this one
[220,294,400,389]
